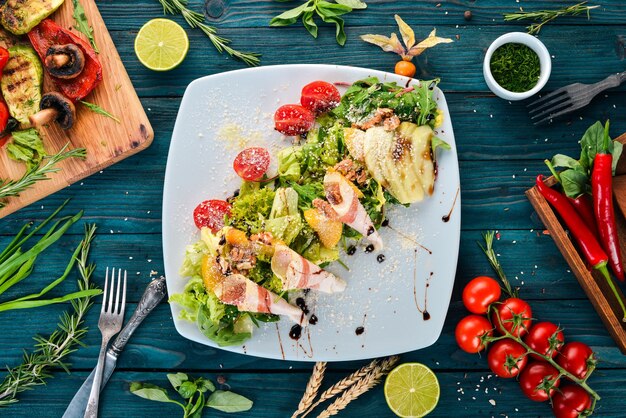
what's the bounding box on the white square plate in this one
[163,64,460,361]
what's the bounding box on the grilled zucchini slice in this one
[1,45,43,126]
[0,0,64,35]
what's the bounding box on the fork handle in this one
[594,71,626,91]
[84,336,112,418]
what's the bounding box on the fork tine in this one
[533,105,575,125]
[114,268,122,314]
[120,270,127,316]
[107,267,116,313]
[530,101,573,121]
[527,87,567,108]
[528,92,569,115]
[101,267,109,313]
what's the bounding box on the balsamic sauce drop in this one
[355,326,365,336]
[365,244,375,253]
[289,324,302,340]
[347,246,356,255]
[423,311,431,321]
[309,315,318,325]
[377,254,386,263]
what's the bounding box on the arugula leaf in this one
[79,101,121,123]
[72,0,98,53]
[206,390,254,413]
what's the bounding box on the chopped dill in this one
[490,43,540,93]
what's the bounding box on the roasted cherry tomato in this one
[274,104,314,136]
[0,47,9,72]
[300,81,341,114]
[455,314,493,353]
[394,60,416,78]
[552,384,592,418]
[0,100,10,146]
[524,321,565,360]
[233,147,270,181]
[491,297,533,337]
[193,200,231,232]
[487,338,528,378]
[519,361,561,402]
[556,342,595,380]
[462,276,501,314]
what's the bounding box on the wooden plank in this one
[95,0,626,28]
[6,369,626,417]
[0,0,153,218]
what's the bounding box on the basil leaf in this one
[72,0,98,52]
[318,13,347,46]
[335,0,367,9]
[579,121,607,171]
[270,1,311,22]
[206,390,253,413]
[196,377,216,393]
[177,380,198,399]
[302,10,318,38]
[130,382,179,404]
[551,154,582,171]
[612,140,623,175]
[188,391,205,417]
[560,169,589,198]
[316,1,353,16]
[167,372,188,390]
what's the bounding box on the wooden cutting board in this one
[526,132,626,353]
[0,0,153,218]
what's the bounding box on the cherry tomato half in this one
[556,342,595,380]
[0,47,9,72]
[300,81,341,114]
[193,200,231,233]
[519,361,561,402]
[491,297,533,338]
[455,314,493,353]
[394,60,416,78]
[487,338,528,378]
[524,321,565,360]
[462,276,501,314]
[233,147,270,181]
[552,384,592,418]
[274,104,314,136]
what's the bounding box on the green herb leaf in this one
[206,390,253,413]
[431,136,450,162]
[560,168,589,198]
[7,129,46,169]
[196,377,216,393]
[302,10,319,37]
[612,141,623,175]
[130,382,184,406]
[551,154,582,171]
[79,101,121,123]
[336,0,367,9]
[188,391,205,417]
[72,0,98,53]
[270,1,311,24]
[167,373,189,390]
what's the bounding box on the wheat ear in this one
[316,356,400,418]
[300,358,380,418]
[291,361,328,418]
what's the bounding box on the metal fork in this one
[84,268,127,418]
[528,71,626,125]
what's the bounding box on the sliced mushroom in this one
[29,92,76,130]
[44,44,85,80]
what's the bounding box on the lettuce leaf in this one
[179,240,209,278]
[277,146,302,182]
[266,188,303,245]
[7,129,46,169]
[228,187,275,233]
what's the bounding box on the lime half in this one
[135,18,189,71]
[384,363,440,418]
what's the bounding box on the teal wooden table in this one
[2,1,626,416]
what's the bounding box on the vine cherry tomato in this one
[233,147,270,181]
[394,60,416,78]
[491,297,533,337]
[462,276,501,314]
[552,384,592,418]
[487,338,528,378]
[455,314,493,353]
[519,361,561,402]
[524,321,565,360]
[193,200,231,233]
[300,81,341,114]
[556,342,595,380]
[0,47,8,72]
[274,104,314,136]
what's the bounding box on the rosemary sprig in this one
[478,231,517,298]
[155,0,260,66]
[0,145,86,209]
[0,224,98,407]
[503,2,599,35]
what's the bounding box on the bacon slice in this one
[271,244,347,293]
[214,273,306,326]
[323,171,383,250]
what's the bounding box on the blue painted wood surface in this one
[2,0,626,416]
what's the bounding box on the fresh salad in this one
[171,77,450,346]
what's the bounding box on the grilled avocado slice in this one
[1,45,43,126]
[0,0,64,35]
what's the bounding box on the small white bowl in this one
[483,32,551,101]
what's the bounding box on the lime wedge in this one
[384,363,440,418]
[134,18,189,71]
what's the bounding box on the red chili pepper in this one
[568,194,600,239]
[592,125,625,281]
[536,175,626,321]
[27,19,102,101]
